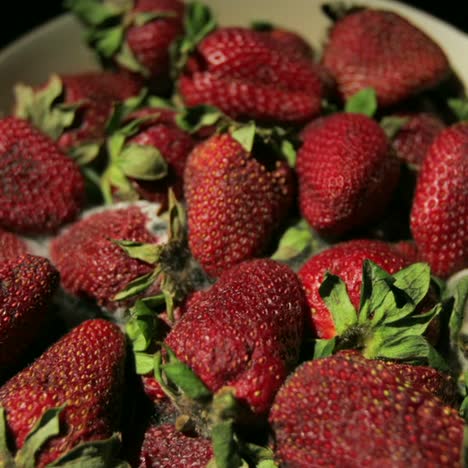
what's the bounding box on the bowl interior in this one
[0,0,467,113]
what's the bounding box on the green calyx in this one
[0,406,127,467]
[170,1,217,77]
[14,75,80,141]
[314,260,449,370]
[380,115,410,140]
[448,97,468,122]
[113,191,201,322]
[344,87,378,117]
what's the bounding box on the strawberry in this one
[387,113,445,169]
[101,106,195,210]
[163,259,308,417]
[391,240,421,264]
[179,27,328,124]
[15,71,142,161]
[0,117,85,234]
[139,424,213,468]
[0,319,127,467]
[50,202,166,312]
[410,122,468,278]
[298,239,410,339]
[322,8,450,107]
[0,254,59,375]
[0,228,28,261]
[269,351,464,466]
[184,131,295,278]
[67,0,185,83]
[297,113,400,237]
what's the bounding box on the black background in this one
[0,1,467,49]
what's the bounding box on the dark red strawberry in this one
[322,8,450,107]
[298,239,409,339]
[15,71,142,159]
[50,202,165,312]
[297,112,400,237]
[0,228,28,261]
[164,259,308,416]
[391,240,421,264]
[388,113,445,168]
[410,122,468,278]
[0,254,59,374]
[269,351,464,467]
[0,117,85,234]
[102,106,195,210]
[184,132,295,278]
[0,319,127,467]
[67,0,185,83]
[179,27,328,124]
[139,424,213,468]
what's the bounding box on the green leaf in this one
[115,41,149,76]
[162,346,211,400]
[448,98,468,122]
[92,26,125,57]
[100,165,138,204]
[448,276,468,350]
[380,115,409,140]
[16,407,64,468]
[134,352,156,374]
[106,89,149,134]
[0,407,14,467]
[313,338,336,359]
[117,143,169,181]
[345,87,378,117]
[175,105,224,133]
[126,300,157,352]
[319,273,358,335]
[211,420,243,468]
[281,140,297,167]
[48,433,129,467]
[65,0,125,26]
[133,10,177,26]
[392,263,431,309]
[69,142,101,166]
[113,239,162,264]
[231,122,256,153]
[113,270,158,301]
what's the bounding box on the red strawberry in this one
[184,133,295,278]
[269,351,464,467]
[0,228,28,261]
[67,0,185,82]
[391,240,421,264]
[164,259,308,416]
[389,113,445,168]
[322,8,450,107]
[102,106,195,210]
[179,27,328,124]
[0,319,127,467]
[50,202,166,312]
[297,113,400,237]
[139,424,213,468]
[410,122,468,277]
[298,239,409,339]
[0,254,59,374]
[0,117,85,234]
[15,71,142,157]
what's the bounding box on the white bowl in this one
[0,0,467,114]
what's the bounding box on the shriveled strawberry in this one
[322,8,450,107]
[0,254,59,374]
[270,351,463,467]
[388,113,445,168]
[15,71,142,160]
[164,259,308,417]
[102,106,195,209]
[179,27,328,124]
[0,319,127,467]
[139,424,213,468]
[185,132,295,278]
[410,122,468,277]
[297,113,400,237]
[298,239,410,339]
[0,228,28,261]
[50,202,165,312]
[67,0,185,82]
[0,117,85,234]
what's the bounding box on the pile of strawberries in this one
[0,1,467,466]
